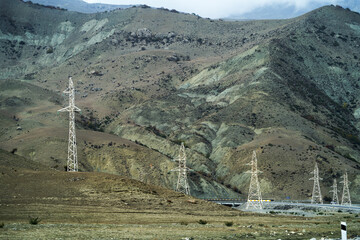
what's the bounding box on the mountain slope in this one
[0,0,360,201]
[0,152,235,228]
[106,6,360,200]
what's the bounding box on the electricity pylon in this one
[58,77,81,172]
[309,162,323,204]
[171,143,190,195]
[245,150,263,210]
[340,172,351,206]
[329,179,339,205]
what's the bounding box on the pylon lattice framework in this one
[58,77,81,172]
[171,143,190,195]
[329,179,339,205]
[341,172,351,206]
[245,150,263,210]
[309,162,323,204]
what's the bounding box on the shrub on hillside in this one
[46,47,54,54]
[224,221,233,227]
[29,216,41,225]
[198,219,207,225]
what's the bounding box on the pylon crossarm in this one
[340,180,351,184]
[172,157,182,162]
[309,177,322,180]
[171,167,192,171]
[58,106,71,112]
[245,170,262,174]
[58,106,80,113]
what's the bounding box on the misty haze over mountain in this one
[24,0,360,19]
[228,0,360,19]
[23,0,132,13]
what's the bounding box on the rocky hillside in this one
[0,0,360,201]
[0,149,235,225]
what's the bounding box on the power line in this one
[171,143,190,195]
[309,162,323,204]
[245,150,263,210]
[58,77,81,172]
[341,172,351,206]
[329,178,339,205]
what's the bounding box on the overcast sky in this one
[82,0,357,19]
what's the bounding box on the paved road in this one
[269,202,360,211]
[204,199,360,210]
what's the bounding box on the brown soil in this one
[1,154,359,239]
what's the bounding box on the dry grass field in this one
[0,153,359,239]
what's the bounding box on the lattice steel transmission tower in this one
[341,172,351,206]
[171,143,190,195]
[309,162,323,204]
[58,77,81,172]
[329,179,339,205]
[245,150,263,210]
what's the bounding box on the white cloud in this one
[83,0,341,18]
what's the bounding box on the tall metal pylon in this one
[340,172,351,206]
[329,179,339,205]
[309,162,323,204]
[58,77,81,172]
[245,150,263,210]
[171,143,190,195]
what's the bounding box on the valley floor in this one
[0,206,359,239]
[0,164,359,239]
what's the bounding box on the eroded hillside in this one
[0,0,360,201]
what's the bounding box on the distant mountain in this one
[23,0,133,13]
[227,2,360,20]
[339,0,360,13]
[22,0,360,19]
